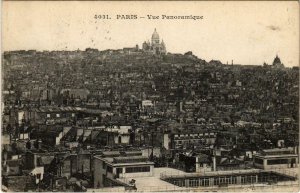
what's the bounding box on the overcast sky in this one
[3,1,299,67]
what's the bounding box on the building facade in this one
[93,151,154,188]
[253,147,298,170]
[163,132,217,150]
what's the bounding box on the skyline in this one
[3,1,299,67]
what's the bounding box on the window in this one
[232,176,237,184]
[116,168,123,173]
[125,166,150,173]
[102,162,106,169]
[107,166,113,173]
[214,178,219,186]
[254,158,263,164]
[47,114,50,118]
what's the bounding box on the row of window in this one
[255,158,296,165]
[267,159,291,165]
[46,113,76,118]
[173,175,258,187]
[176,139,215,144]
[175,133,215,137]
[125,166,150,173]
[104,164,151,174]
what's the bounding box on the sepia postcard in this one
[1,1,299,192]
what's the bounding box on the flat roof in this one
[254,154,298,159]
[94,155,154,167]
[101,151,121,156]
[117,167,187,191]
[161,168,263,179]
[262,148,294,152]
[116,168,272,192]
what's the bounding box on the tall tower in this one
[161,39,166,54]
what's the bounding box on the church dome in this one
[273,55,281,65]
[152,28,160,40]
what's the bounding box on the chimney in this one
[196,157,199,172]
[213,156,216,171]
[38,139,42,150]
[212,150,217,171]
[179,102,183,112]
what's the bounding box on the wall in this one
[77,154,91,174]
[94,159,106,188]
[76,128,84,141]
[18,111,25,124]
[6,165,20,175]
[163,134,170,150]
[114,134,130,144]
[55,132,63,145]
[141,147,161,158]
[24,152,36,169]
[30,166,44,184]
[62,158,71,179]
[119,126,131,134]
[71,155,77,174]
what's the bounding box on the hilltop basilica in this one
[142,28,166,55]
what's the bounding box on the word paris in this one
[94,14,203,20]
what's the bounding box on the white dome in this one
[152,28,159,40]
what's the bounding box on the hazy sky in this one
[3,1,299,66]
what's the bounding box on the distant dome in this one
[152,28,160,40]
[273,55,281,65]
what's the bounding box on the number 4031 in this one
[94,15,111,19]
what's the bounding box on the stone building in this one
[142,29,166,55]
